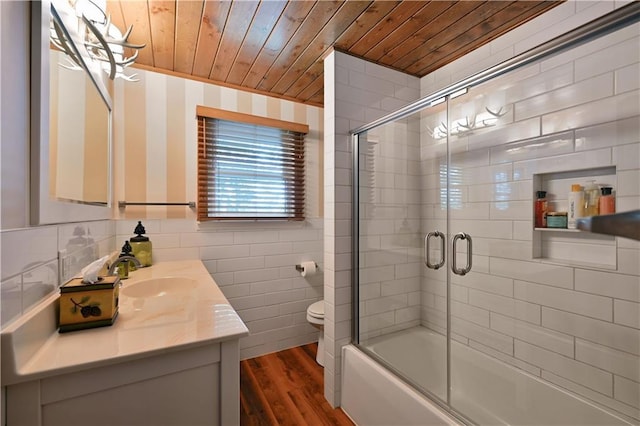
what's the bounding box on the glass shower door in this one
[355,103,450,404]
[445,81,523,423]
[353,7,639,424]
[445,23,638,423]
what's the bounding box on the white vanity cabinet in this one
[2,260,248,426]
[6,340,240,426]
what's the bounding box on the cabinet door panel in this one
[42,364,220,426]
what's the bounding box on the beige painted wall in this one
[113,69,324,221]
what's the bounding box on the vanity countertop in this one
[1,260,248,386]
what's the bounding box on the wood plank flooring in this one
[240,343,355,426]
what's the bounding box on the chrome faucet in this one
[108,256,142,276]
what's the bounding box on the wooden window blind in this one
[197,107,307,221]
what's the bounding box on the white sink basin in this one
[121,277,199,298]
[0,260,248,388]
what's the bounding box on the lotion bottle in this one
[567,184,584,229]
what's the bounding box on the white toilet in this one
[306,300,325,366]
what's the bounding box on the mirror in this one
[31,0,112,224]
[49,49,110,205]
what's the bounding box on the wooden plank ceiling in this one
[106,1,562,107]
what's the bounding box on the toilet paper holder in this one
[295,262,318,272]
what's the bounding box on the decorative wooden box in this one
[59,276,120,333]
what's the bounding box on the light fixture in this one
[49,0,145,81]
[428,106,509,140]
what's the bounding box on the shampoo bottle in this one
[584,180,600,216]
[567,184,584,229]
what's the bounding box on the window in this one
[197,106,307,221]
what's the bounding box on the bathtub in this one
[341,327,633,426]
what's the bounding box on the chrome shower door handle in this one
[451,232,473,276]
[424,231,445,270]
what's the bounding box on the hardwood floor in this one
[240,343,355,426]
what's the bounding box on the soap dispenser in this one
[130,221,152,267]
[117,241,134,279]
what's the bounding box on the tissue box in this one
[59,276,120,333]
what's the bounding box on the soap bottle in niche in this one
[584,180,600,216]
[130,221,152,267]
[117,241,134,279]
[599,187,615,214]
[567,184,584,229]
[534,191,548,228]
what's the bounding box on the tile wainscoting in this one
[0,220,115,328]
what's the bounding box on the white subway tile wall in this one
[0,220,115,328]
[325,50,421,406]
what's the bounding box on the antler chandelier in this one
[50,0,145,81]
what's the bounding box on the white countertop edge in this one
[13,331,248,386]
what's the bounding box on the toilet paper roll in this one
[300,261,317,277]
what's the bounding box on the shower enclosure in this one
[351,4,640,425]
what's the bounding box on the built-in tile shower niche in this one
[532,166,618,269]
[352,7,640,425]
